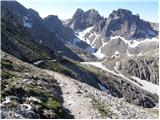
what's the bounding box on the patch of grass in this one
[1,59,13,70]
[148,108,159,116]
[25,85,47,101]
[1,70,15,79]
[38,60,77,79]
[25,84,54,102]
[81,64,110,82]
[1,57,32,72]
[98,107,111,117]
[2,85,27,100]
[2,18,53,63]
[45,97,60,109]
[89,93,113,118]
[7,102,17,109]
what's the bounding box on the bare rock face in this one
[76,9,158,58]
[119,55,159,85]
[67,8,103,30]
[44,15,75,42]
[93,9,158,40]
[100,74,158,108]
[101,37,128,57]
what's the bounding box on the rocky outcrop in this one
[101,37,128,56]
[118,55,159,84]
[102,48,159,85]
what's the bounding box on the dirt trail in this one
[44,70,101,119]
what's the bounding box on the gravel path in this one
[44,70,101,119]
[44,69,159,119]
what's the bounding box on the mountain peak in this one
[73,8,84,16]
[68,8,102,30]
[45,15,59,21]
[109,9,133,19]
[85,9,101,17]
[28,8,40,17]
[76,8,84,12]
[86,9,98,13]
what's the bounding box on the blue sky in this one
[17,0,158,22]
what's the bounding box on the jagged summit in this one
[109,9,133,18]
[67,8,102,30]
[44,15,61,26]
[28,8,40,17]
[44,14,76,42]
[91,8,158,40]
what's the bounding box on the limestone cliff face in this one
[93,9,158,39]
[119,55,159,84]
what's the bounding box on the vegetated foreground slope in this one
[1,51,159,119]
[1,51,74,119]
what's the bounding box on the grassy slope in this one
[1,51,73,119]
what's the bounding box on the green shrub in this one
[1,59,13,70]
[1,71,15,79]
[45,97,60,109]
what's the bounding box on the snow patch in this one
[33,60,44,65]
[98,83,107,91]
[93,48,106,59]
[22,16,32,28]
[114,61,120,71]
[76,26,93,43]
[110,36,158,48]
[90,33,97,46]
[20,104,32,111]
[27,97,41,103]
[131,76,159,95]
[147,29,156,36]
[2,97,11,104]
[85,47,96,53]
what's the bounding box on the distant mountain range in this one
[65,8,158,58]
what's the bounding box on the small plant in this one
[1,71,15,79]
[91,95,113,118]
[1,59,13,70]
[45,97,60,109]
